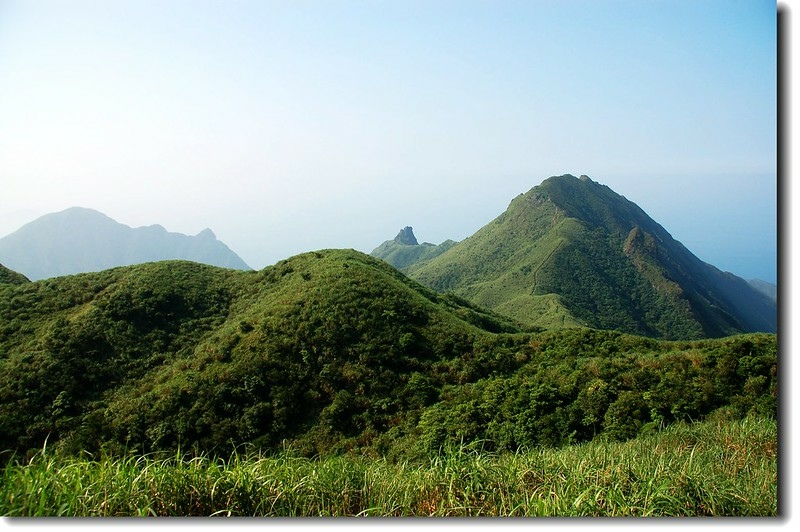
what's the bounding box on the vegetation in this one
[0,250,777,464]
[0,247,778,517]
[391,174,777,339]
[0,417,776,516]
[371,226,457,270]
[0,263,29,285]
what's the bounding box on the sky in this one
[0,0,778,283]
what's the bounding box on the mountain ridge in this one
[0,207,251,280]
[0,248,777,459]
[747,278,777,303]
[373,174,776,339]
[371,226,457,271]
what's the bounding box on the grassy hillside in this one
[370,226,457,270]
[405,187,580,331]
[1,417,777,516]
[371,239,458,271]
[0,251,777,462]
[405,175,776,339]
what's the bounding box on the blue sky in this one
[0,0,778,283]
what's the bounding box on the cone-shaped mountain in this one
[381,174,776,340]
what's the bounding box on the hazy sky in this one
[0,0,778,283]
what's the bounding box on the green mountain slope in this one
[0,250,517,457]
[371,226,457,270]
[0,250,777,460]
[0,207,251,280]
[0,264,29,285]
[404,175,776,339]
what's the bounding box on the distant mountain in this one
[0,207,251,280]
[379,174,777,339]
[371,226,457,270]
[747,279,778,303]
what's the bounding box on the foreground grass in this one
[1,417,777,517]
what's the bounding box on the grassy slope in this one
[405,175,776,339]
[0,417,777,516]
[101,250,526,454]
[370,239,457,271]
[407,189,582,331]
[536,175,776,336]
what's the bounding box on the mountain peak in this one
[0,209,251,279]
[197,228,216,240]
[44,206,116,224]
[54,206,107,215]
[393,226,418,246]
[519,173,657,240]
[403,174,777,339]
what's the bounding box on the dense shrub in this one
[0,253,778,462]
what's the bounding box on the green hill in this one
[0,249,777,461]
[0,250,516,458]
[400,175,776,339]
[371,226,457,270]
[0,264,29,285]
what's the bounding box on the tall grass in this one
[0,417,777,517]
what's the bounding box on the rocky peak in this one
[393,226,418,246]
